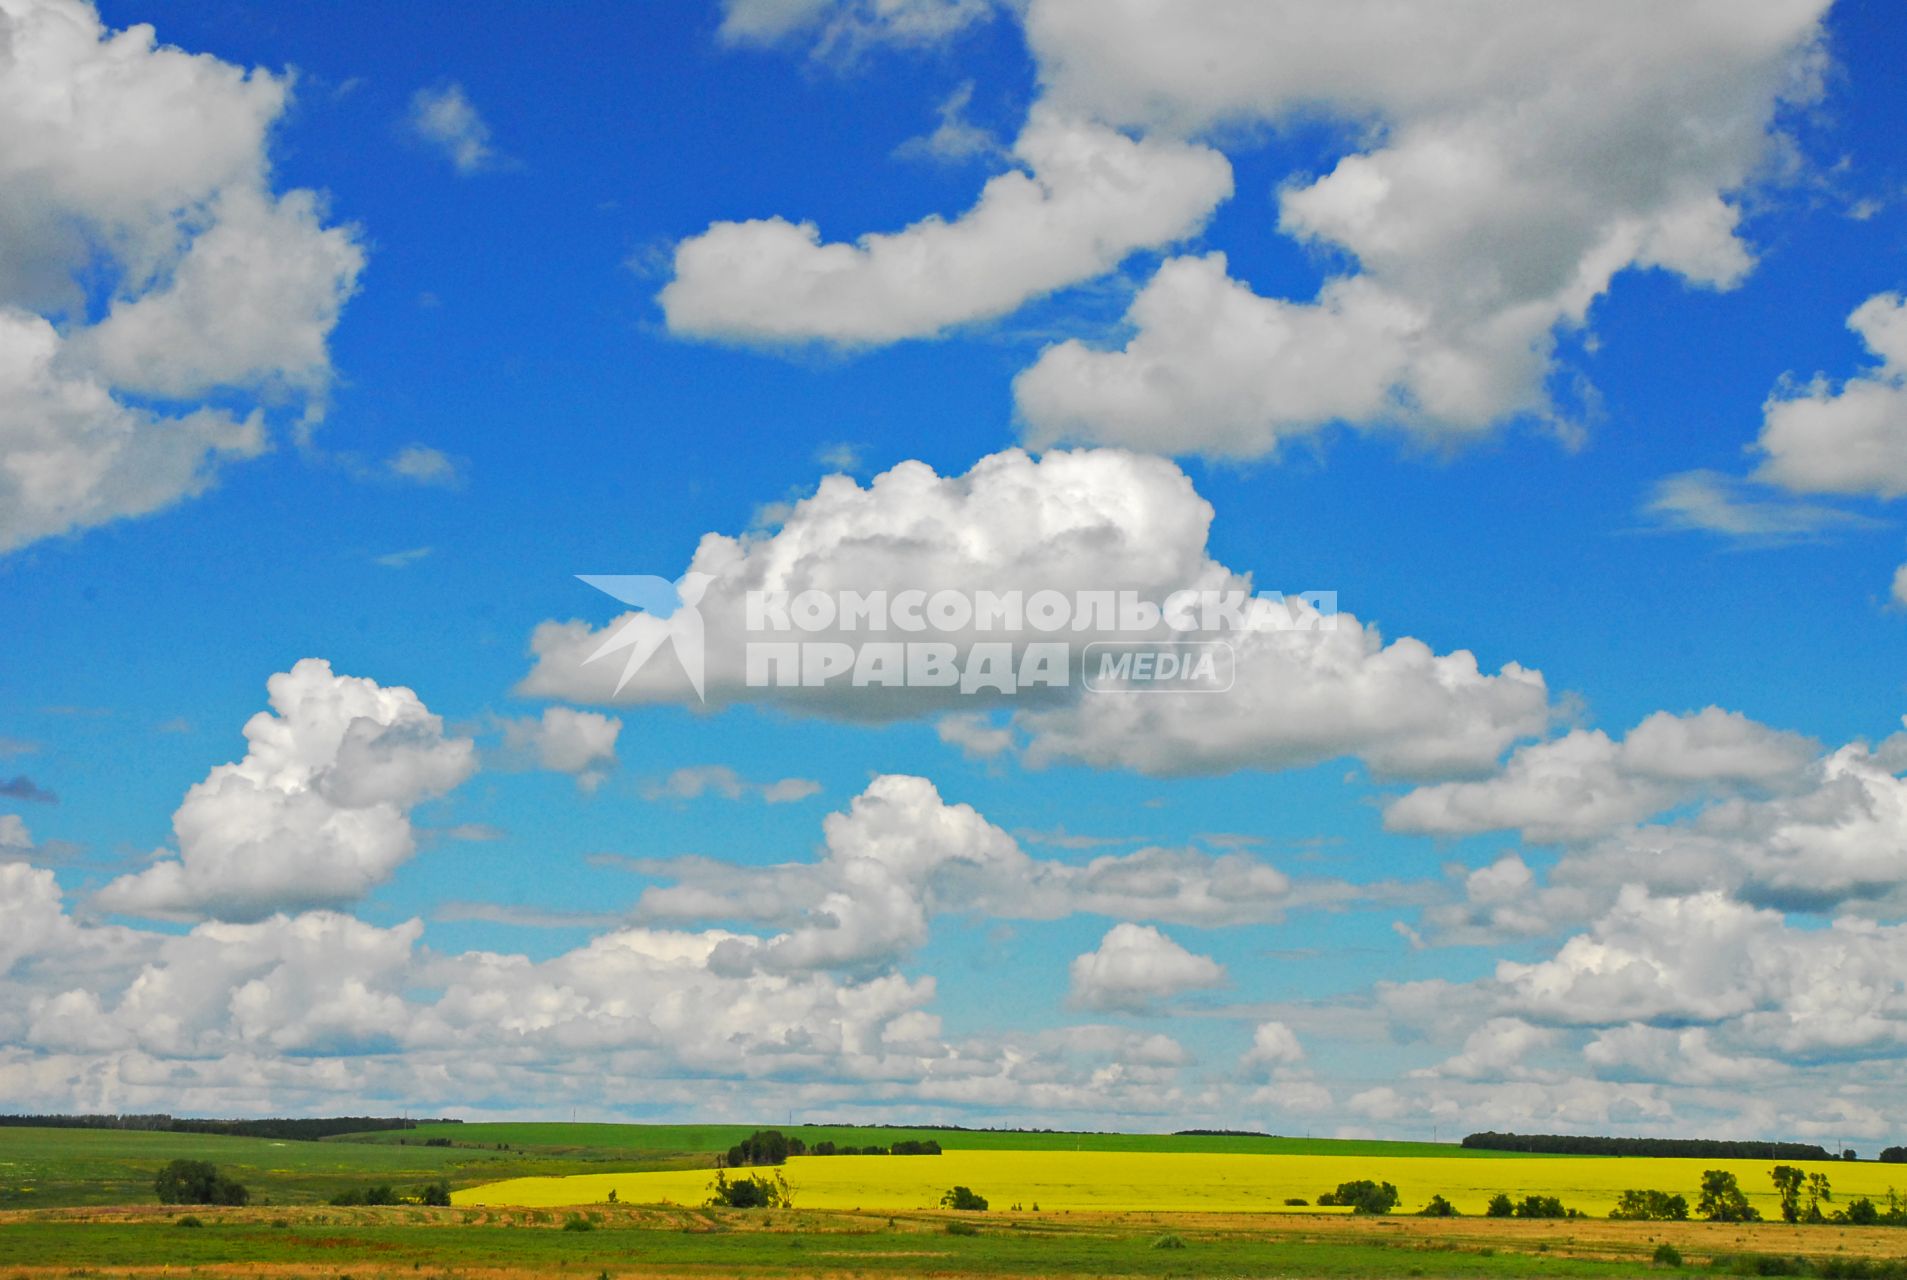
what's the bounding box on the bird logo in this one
[575,572,715,702]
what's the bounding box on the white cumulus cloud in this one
[1068,922,1224,1013]
[660,109,1230,345]
[0,0,365,552]
[94,660,475,921]
[1757,293,1907,499]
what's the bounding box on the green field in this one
[0,1206,1827,1279]
[343,1120,1537,1160]
[0,1125,680,1208]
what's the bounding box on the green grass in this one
[340,1121,1533,1161]
[0,1126,662,1208]
[0,1216,1664,1277]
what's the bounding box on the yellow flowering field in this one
[456,1150,1906,1216]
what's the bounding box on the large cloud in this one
[94,660,475,921]
[2,868,1218,1125]
[521,447,1548,778]
[1498,886,1907,1061]
[1011,0,1826,455]
[682,0,1826,458]
[660,108,1230,345]
[0,0,364,552]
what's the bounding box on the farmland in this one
[457,1148,1907,1218]
[3,1122,1905,1278]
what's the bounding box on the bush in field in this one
[1284,1197,1309,1206]
[1318,1180,1399,1215]
[1512,1195,1570,1219]
[1840,1198,1880,1225]
[1612,1189,1690,1221]
[154,1159,249,1206]
[707,1168,791,1209]
[941,1185,989,1211]
[562,1212,594,1232]
[420,1180,451,1207]
[1485,1193,1515,1218]
[1419,1194,1459,1217]
[1699,1170,1761,1222]
[1654,1243,1684,1268]
[1153,1233,1187,1249]
[329,1184,396,1206]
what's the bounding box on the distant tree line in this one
[1881,1146,1907,1164]
[1174,1129,1274,1138]
[720,1129,941,1166]
[1462,1131,1833,1160]
[330,1180,450,1207]
[2,1114,453,1141]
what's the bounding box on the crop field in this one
[5,1124,1906,1278]
[457,1149,1906,1218]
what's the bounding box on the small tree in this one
[940,1186,988,1211]
[1485,1193,1515,1218]
[1772,1166,1805,1222]
[1697,1169,1759,1222]
[420,1180,451,1207]
[707,1168,790,1209]
[1804,1171,1832,1223]
[1418,1194,1458,1217]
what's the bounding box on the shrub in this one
[420,1181,451,1207]
[941,1186,989,1211]
[1284,1197,1309,1206]
[1153,1233,1187,1249]
[1654,1243,1683,1268]
[1513,1194,1570,1219]
[1418,1194,1458,1217]
[945,1220,979,1236]
[1840,1197,1880,1225]
[154,1159,248,1207]
[1614,1189,1691,1221]
[706,1169,790,1209]
[562,1213,594,1232]
[1485,1193,1515,1218]
[175,1215,204,1228]
[1318,1180,1400,1215]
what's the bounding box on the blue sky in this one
[3,0,1907,1139]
